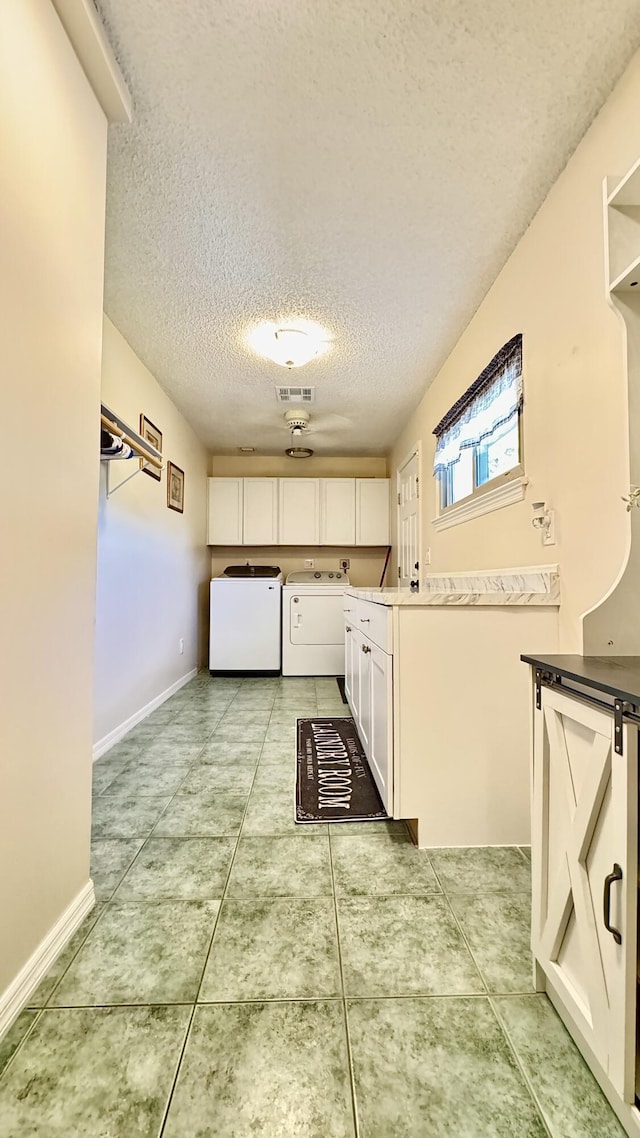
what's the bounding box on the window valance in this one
[433,335,523,476]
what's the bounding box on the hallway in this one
[0,676,624,1136]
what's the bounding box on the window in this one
[433,334,523,512]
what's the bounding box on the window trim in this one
[432,472,528,532]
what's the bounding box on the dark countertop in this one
[521,654,640,706]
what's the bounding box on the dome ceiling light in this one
[246,320,331,369]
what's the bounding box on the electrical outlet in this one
[424,548,431,565]
[304,558,315,569]
[179,638,184,655]
[340,558,350,570]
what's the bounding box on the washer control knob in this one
[314,571,321,578]
[328,572,334,578]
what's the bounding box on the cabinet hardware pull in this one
[346,627,351,633]
[361,644,371,654]
[360,618,370,623]
[603,863,623,945]
[344,608,351,612]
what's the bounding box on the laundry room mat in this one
[335,676,348,704]
[296,717,389,824]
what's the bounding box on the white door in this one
[397,448,420,587]
[368,643,393,813]
[209,579,282,669]
[278,479,320,545]
[243,478,278,545]
[532,685,637,1100]
[207,478,243,545]
[356,479,390,545]
[320,479,356,545]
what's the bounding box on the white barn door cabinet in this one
[524,657,640,1135]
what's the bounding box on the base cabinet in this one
[531,676,639,1126]
[344,599,393,814]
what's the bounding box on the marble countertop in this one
[346,565,560,607]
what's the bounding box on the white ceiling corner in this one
[97,0,640,456]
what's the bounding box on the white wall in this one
[390,51,640,653]
[0,1,107,998]
[94,317,210,749]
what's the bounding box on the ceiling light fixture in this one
[246,319,332,369]
[284,409,313,457]
[286,446,314,458]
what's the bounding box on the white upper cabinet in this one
[243,478,279,545]
[207,478,243,545]
[319,479,356,545]
[356,478,390,545]
[278,478,320,545]
[207,475,389,546]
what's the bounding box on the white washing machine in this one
[209,565,282,672]
[282,570,350,676]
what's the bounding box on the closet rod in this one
[100,412,163,470]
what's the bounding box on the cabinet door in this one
[278,479,320,545]
[368,643,393,813]
[344,615,356,709]
[532,685,637,1100]
[356,479,390,545]
[320,479,356,545]
[243,478,278,545]
[357,635,372,754]
[207,478,243,545]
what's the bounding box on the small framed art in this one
[139,414,162,480]
[167,461,185,513]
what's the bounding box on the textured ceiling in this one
[98,0,640,456]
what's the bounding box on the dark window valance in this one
[433,334,523,438]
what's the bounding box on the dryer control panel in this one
[285,570,350,585]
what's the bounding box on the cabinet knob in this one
[344,608,351,612]
[360,618,370,623]
[346,626,351,633]
[361,644,371,654]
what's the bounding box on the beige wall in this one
[390,53,640,652]
[0,1,107,997]
[95,318,211,746]
[210,456,390,587]
[210,455,387,478]
[210,547,391,588]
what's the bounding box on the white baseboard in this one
[0,880,95,1040]
[92,667,198,760]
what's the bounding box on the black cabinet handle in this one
[603,863,623,945]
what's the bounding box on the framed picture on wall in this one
[139,414,162,480]
[167,461,185,513]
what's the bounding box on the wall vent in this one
[275,386,315,404]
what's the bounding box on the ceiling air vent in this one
[275,386,315,404]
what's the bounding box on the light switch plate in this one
[304,558,315,569]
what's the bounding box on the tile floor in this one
[0,675,627,1137]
